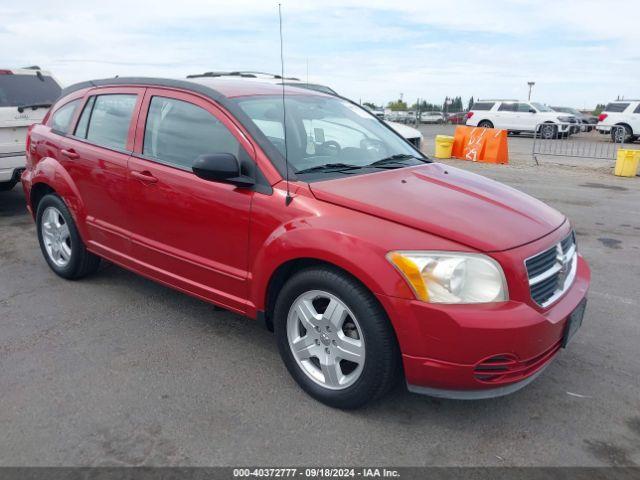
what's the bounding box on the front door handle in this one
[131,170,158,184]
[60,149,79,159]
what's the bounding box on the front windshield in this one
[234,94,424,179]
[532,102,553,112]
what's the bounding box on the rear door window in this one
[604,103,629,113]
[143,96,241,170]
[471,102,494,111]
[634,104,640,114]
[498,103,516,112]
[51,99,80,133]
[77,94,137,150]
[0,73,61,107]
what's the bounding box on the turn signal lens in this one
[387,252,429,301]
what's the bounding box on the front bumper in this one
[376,250,590,400]
[0,153,25,183]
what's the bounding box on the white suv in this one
[596,100,640,143]
[0,67,62,190]
[465,100,578,139]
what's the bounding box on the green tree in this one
[467,96,474,111]
[362,102,379,110]
[387,99,408,111]
[593,103,606,115]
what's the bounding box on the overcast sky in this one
[2,0,638,109]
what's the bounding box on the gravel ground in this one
[0,133,639,466]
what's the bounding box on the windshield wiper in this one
[367,154,425,168]
[17,103,52,113]
[295,163,364,174]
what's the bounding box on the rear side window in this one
[0,73,61,107]
[51,100,80,133]
[634,104,640,114]
[604,103,629,113]
[143,96,241,170]
[76,94,137,150]
[471,102,494,111]
[498,103,515,112]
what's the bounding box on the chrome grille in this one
[526,231,577,307]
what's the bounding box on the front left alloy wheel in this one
[274,266,400,409]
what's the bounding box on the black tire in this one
[478,120,493,129]
[611,125,632,143]
[0,180,17,192]
[36,194,100,279]
[539,123,558,139]
[273,266,400,409]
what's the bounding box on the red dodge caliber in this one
[22,77,590,408]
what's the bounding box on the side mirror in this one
[192,153,254,188]
[529,108,537,114]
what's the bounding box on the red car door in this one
[60,87,144,257]
[127,88,255,313]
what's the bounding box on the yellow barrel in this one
[434,135,455,159]
[614,149,640,177]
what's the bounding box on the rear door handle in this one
[131,170,158,184]
[60,149,79,159]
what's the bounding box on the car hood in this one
[309,163,566,252]
[385,121,422,140]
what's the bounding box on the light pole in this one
[527,82,535,101]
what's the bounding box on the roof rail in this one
[476,99,519,102]
[21,65,42,70]
[186,70,300,81]
[609,99,640,101]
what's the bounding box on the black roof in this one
[59,76,228,103]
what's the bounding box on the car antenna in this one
[279,3,293,206]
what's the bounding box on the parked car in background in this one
[596,100,640,143]
[446,111,467,125]
[551,106,597,132]
[187,72,423,150]
[0,67,62,190]
[365,107,385,120]
[419,111,445,124]
[465,100,578,138]
[22,76,590,408]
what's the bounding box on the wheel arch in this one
[263,257,380,331]
[29,182,56,217]
[28,157,88,240]
[614,122,633,134]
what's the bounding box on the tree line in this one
[365,97,605,114]
[365,96,476,112]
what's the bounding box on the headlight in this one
[387,251,508,304]
[557,116,573,122]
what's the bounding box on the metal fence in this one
[532,124,626,165]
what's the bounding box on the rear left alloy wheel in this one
[36,194,100,279]
[611,125,632,143]
[274,267,400,409]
